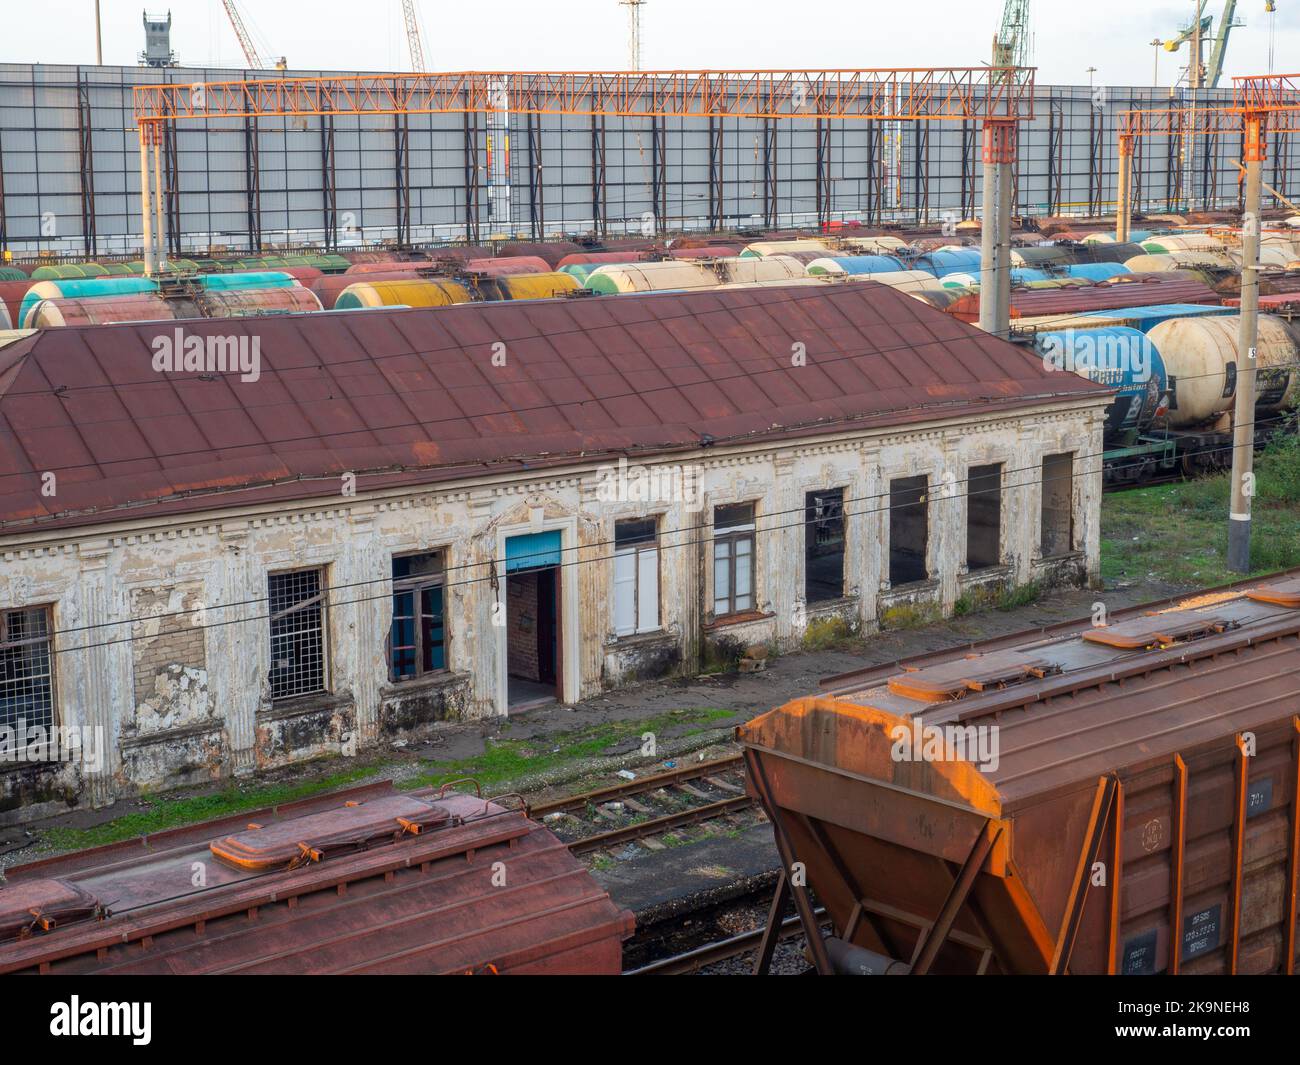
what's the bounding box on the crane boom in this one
[1204,0,1238,88]
[1163,1,1241,90]
[993,0,1032,69]
[220,0,285,69]
[221,0,265,68]
[402,0,429,73]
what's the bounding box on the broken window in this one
[268,568,328,701]
[805,488,845,603]
[1040,452,1075,558]
[0,606,54,731]
[391,551,446,680]
[966,463,1002,571]
[889,476,929,586]
[713,503,756,617]
[614,518,660,637]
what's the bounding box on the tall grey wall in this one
[1,63,1294,258]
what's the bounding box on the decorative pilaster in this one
[217,523,259,775]
[76,540,128,808]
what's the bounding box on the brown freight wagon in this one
[0,782,633,975]
[739,575,1300,975]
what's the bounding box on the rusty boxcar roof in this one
[0,283,1109,533]
[946,276,1222,322]
[740,572,1300,975]
[0,782,633,975]
[744,571,1300,811]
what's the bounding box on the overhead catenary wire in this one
[12,421,1292,661]
[0,278,1183,402]
[0,288,1276,513]
[28,590,1300,937]
[0,335,1287,534]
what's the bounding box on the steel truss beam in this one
[526,111,544,241]
[133,68,1036,125]
[761,118,777,229]
[463,101,481,244]
[243,114,261,252]
[320,114,337,250]
[394,112,411,246]
[592,112,607,236]
[162,119,180,257]
[76,76,97,258]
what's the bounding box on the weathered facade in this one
[0,285,1111,818]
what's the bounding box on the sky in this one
[0,0,1297,87]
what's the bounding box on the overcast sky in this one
[1,0,1297,86]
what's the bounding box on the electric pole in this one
[1227,110,1266,572]
[621,0,645,71]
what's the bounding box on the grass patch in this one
[42,759,382,853]
[41,707,738,853]
[400,707,736,793]
[1102,424,1300,586]
[800,614,861,651]
[996,581,1042,611]
[880,600,942,630]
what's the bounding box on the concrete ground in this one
[1,576,1188,865]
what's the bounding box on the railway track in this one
[528,754,758,857]
[627,908,831,975]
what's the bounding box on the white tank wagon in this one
[1147,314,1300,429]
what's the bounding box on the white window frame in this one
[614,519,660,637]
[713,504,757,617]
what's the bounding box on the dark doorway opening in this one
[889,475,929,586]
[966,463,1002,571]
[507,566,561,709]
[805,488,845,602]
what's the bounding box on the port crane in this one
[1162,1,1242,89]
[220,0,287,70]
[402,0,429,72]
[992,0,1032,69]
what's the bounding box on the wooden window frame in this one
[390,551,448,682]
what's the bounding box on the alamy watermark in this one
[890,716,1000,773]
[0,720,103,771]
[1039,328,1152,385]
[150,328,262,383]
[595,457,704,512]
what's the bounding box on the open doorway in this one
[505,531,563,710]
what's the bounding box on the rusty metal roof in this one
[0,283,1109,533]
[0,782,634,975]
[947,276,1222,322]
[789,571,1300,808]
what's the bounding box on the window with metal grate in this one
[268,569,327,701]
[0,607,55,731]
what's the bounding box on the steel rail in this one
[528,754,744,819]
[566,795,755,856]
[626,908,830,975]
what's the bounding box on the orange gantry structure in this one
[128,66,1037,339]
[130,67,1036,124]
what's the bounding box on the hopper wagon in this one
[739,574,1300,975]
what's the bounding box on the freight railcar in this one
[740,573,1300,975]
[0,783,633,975]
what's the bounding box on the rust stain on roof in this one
[0,284,1109,533]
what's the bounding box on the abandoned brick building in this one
[0,284,1111,816]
